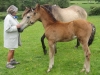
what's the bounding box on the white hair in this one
[7,5,18,14]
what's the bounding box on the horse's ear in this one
[32,8,35,10]
[31,8,35,11]
[25,7,30,10]
[25,7,28,9]
[36,4,40,7]
[35,4,40,10]
[25,7,31,10]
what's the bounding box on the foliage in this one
[1,0,100,20]
[89,6,100,15]
[0,0,70,11]
[0,11,23,20]
[58,0,70,7]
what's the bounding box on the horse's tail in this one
[88,24,96,46]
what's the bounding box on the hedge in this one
[89,6,100,15]
[0,11,23,20]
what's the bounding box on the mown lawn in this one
[0,15,100,75]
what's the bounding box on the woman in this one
[4,5,21,69]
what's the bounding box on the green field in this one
[0,15,100,75]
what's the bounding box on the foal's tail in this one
[88,24,96,46]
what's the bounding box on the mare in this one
[20,4,96,73]
[19,4,88,55]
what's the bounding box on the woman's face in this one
[12,12,17,16]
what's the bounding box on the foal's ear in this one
[35,4,40,10]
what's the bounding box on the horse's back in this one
[52,5,87,22]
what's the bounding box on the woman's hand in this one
[16,24,21,28]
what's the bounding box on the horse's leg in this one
[75,39,80,48]
[47,41,55,72]
[41,33,47,55]
[80,40,91,73]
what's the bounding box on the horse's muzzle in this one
[30,21,34,24]
[17,28,23,32]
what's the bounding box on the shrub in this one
[89,6,100,16]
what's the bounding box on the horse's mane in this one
[22,8,31,17]
[41,5,57,22]
[42,4,60,12]
[41,4,52,12]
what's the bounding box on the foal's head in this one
[26,4,44,24]
[26,4,57,24]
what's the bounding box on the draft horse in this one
[19,4,88,55]
[20,4,95,73]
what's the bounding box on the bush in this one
[89,6,100,16]
[0,11,23,20]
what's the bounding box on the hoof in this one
[86,69,90,73]
[80,68,90,74]
[75,46,78,48]
[47,69,51,73]
[80,68,85,72]
[44,50,47,55]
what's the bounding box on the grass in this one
[0,15,100,75]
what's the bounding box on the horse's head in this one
[19,4,41,32]
[19,4,56,32]
[19,7,35,32]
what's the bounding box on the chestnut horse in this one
[19,4,88,55]
[20,4,96,73]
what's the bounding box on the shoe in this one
[6,63,15,69]
[10,59,20,65]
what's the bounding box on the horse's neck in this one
[52,6,61,14]
[52,6,65,21]
[40,8,57,28]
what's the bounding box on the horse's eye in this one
[27,16,30,18]
[34,12,36,15]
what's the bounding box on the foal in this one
[40,4,88,54]
[22,4,96,73]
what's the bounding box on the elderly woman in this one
[4,5,21,69]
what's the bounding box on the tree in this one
[0,0,11,11]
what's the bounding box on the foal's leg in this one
[81,42,91,73]
[41,33,47,55]
[47,41,55,72]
